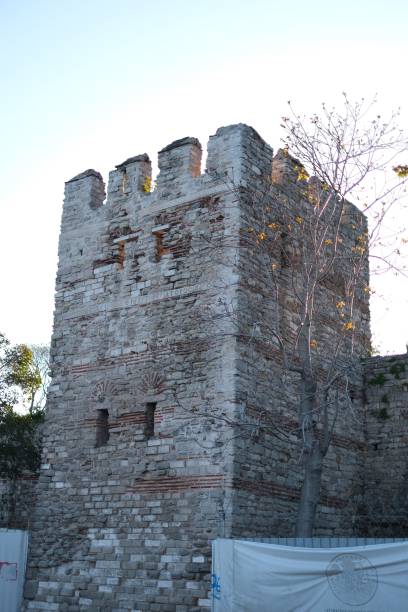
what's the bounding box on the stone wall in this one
[362,354,408,536]
[20,123,395,612]
[0,476,38,529]
[23,127,249,611]
[229,140,370,538]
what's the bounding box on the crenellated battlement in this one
[65,123,275,210]
[158,136,202,197]
[64,124,365,237]
[65,168,105,210]
[108,153,152,199]
[57,122,370,325]
[57,123,371,320]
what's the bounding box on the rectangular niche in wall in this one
[95,408,109,447]
[144,402,157,439]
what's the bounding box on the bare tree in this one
[175,97,408,536]
[264,95,407,536]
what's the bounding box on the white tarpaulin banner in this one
[0,529,28,612]
[212,539,408,612]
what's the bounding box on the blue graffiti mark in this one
[211,573,221,600]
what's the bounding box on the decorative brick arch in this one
[90,380,118,404]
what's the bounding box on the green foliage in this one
[375,406,391,421]
[0,332,44,414]
[0,408,44,478]
[0,332,47,479]
[7,344,39,388]
[389,362,406,379]
[28,344,51,410]
[368,372,387,386]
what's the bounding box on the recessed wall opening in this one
[121,170,128,194]
[117,240,125,269]
[95,408,109,447]
[154,231,170,261]
[144,402,157,439]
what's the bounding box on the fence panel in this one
[0,529,28,612]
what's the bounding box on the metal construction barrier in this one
[0,529,28,612]
[212,537,408,611]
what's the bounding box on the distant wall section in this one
[363,354,408,535]
[0,476,38,530]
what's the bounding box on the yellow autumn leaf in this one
[297,167,309,181]
[142,175,152,193]
[393,165,408,178]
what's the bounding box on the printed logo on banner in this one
[0,562,18,581]
[326,553,378,606]
[211,573,221,600]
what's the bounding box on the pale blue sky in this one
[1,0,407,352]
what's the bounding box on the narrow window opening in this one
[95,408,109,447]
[154,232,165,261]
[144,402,157,439]
[117,240,125,269]
[121,170,128,194]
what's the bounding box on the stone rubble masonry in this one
[2,122,401,611]
[0,476,38,529]
[362,354,408,536]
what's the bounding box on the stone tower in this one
[23,125,371,611]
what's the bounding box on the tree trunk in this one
[295,441,323,537]
[295,373,323,537]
